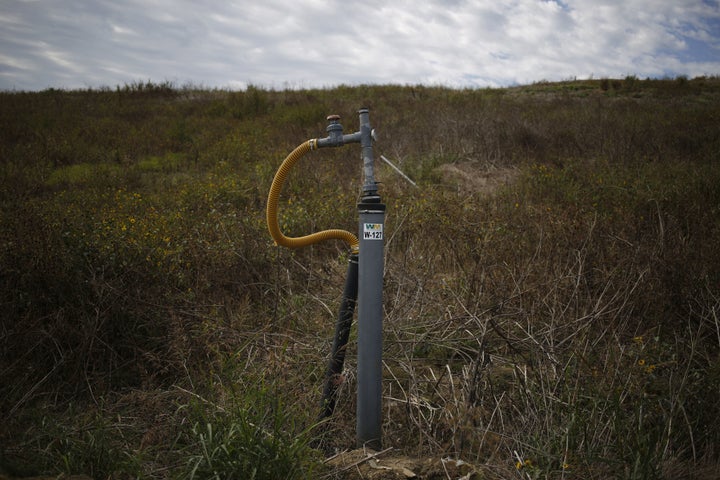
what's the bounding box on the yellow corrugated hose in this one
[266,140,360,253]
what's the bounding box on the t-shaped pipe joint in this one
[313,110,377,196]
[316,114,362,148]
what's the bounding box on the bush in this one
[182,386,321,480]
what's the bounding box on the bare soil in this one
[324,448,484,479]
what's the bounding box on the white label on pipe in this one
[363,223,383,240]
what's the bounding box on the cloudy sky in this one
[1,0,719,91]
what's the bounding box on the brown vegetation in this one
[1,77,719,479]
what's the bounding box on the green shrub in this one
[182,386,321,480]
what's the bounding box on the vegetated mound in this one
[436,162,517,195]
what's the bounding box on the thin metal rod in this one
[379,155,418,188]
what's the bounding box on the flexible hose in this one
[266,140,360,253]
[320,253,358,419]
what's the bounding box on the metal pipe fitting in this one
[358,108,377,195]
[316,114,363,148]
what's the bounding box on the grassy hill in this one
[1,77,720,479]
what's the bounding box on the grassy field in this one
[1,77,720,479]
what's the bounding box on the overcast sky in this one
[1,0,719,91]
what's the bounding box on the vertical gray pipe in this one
[356,200,385,450]
[358,108,377,195]
[356,107,384,449]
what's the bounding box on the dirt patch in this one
[436,163,517,195]
[324,448,482,479]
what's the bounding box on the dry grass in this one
[1,77,720,478]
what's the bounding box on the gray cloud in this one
[1,0,718,91]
